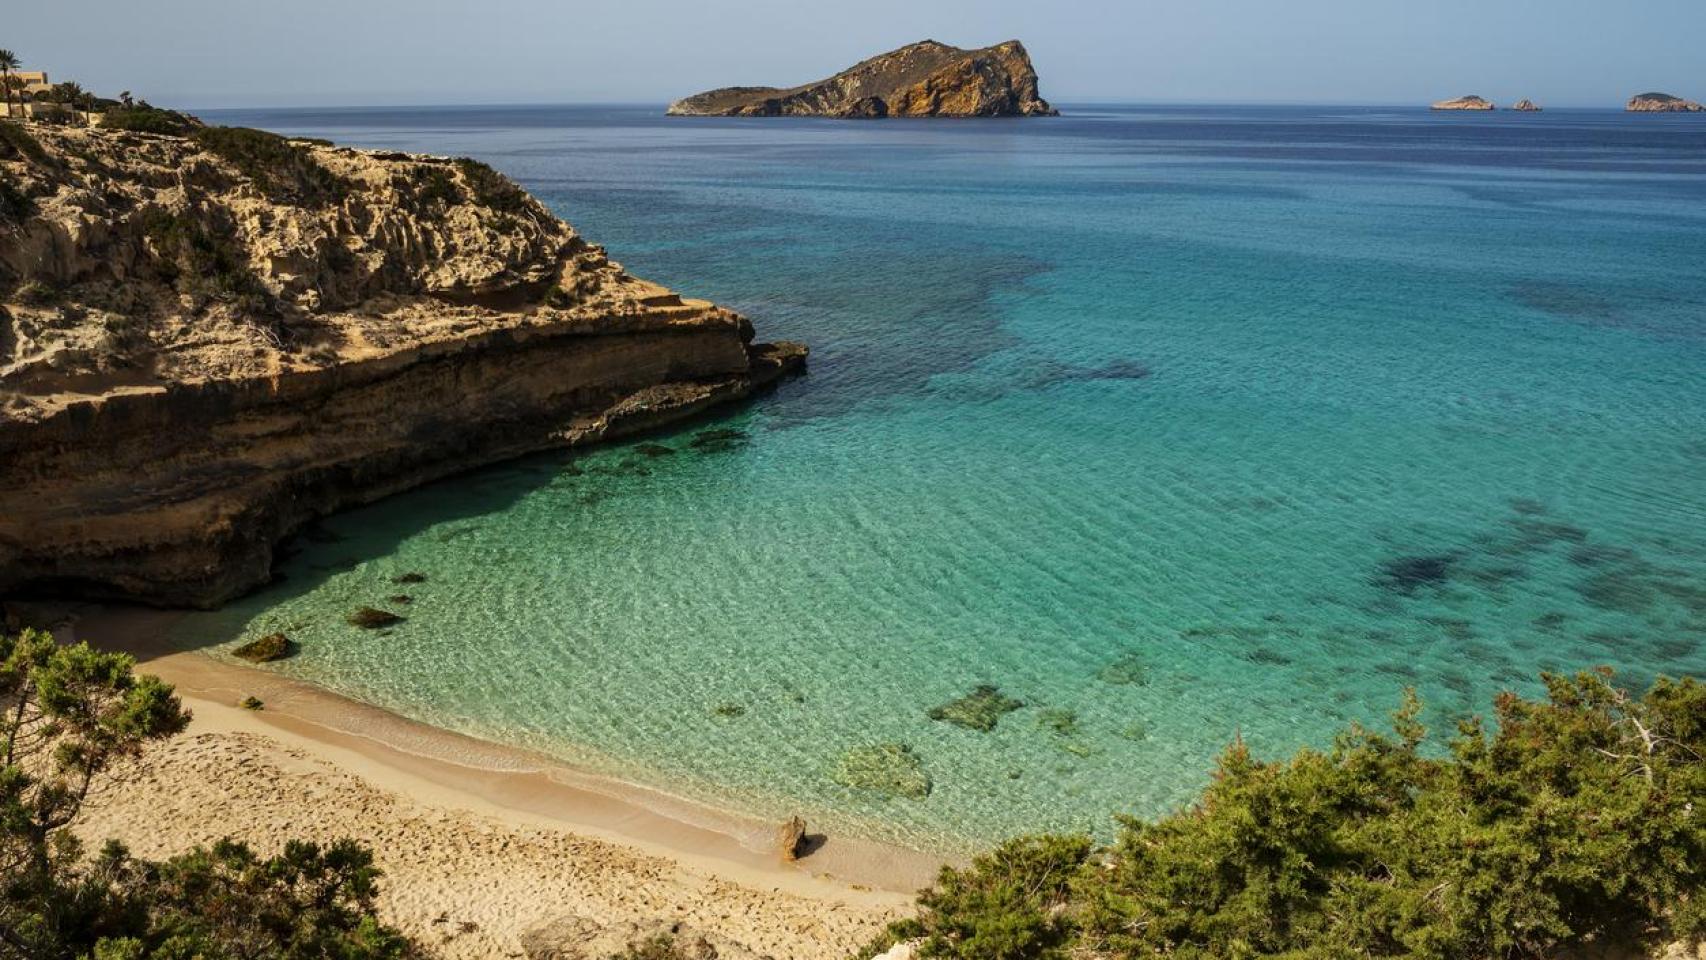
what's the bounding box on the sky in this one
[4,0,1702,109]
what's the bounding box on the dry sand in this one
[44,604,939,960]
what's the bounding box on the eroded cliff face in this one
[666,40,1057,118]
[0,124,803,606]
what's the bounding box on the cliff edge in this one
[0,122,803,606]
[666,40,1057,118]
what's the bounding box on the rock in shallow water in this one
[833,743,932,800]
[231,632,294,662]
[347,607,405,629]
[927,684,1023,732]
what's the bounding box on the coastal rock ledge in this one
[666,39,1058,118]
[0,124,804,607]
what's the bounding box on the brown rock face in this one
[1627,92,1705,113]
[1511,99,1542,112]
[666,40,1058,118]
[1431,96,1496,111]
[0,125,804,607]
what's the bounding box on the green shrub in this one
[101,106,199,136]
[0,120,47,163]
[411,165,461,207]
[0,628,413,958]
[453,158,529,213]
[885,672,1705,959]
[191,126,349,206]
[141,208,270,311]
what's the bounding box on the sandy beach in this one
[38,603,939,960]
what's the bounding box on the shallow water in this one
[179,105,1706,852]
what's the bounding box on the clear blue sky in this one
[6,0,1702,109]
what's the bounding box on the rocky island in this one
[1431,95,1496,111]
[1512,99,1542,112]
[0,121,803,607]
[666,39,1057,118]
[1627,92,1705,112]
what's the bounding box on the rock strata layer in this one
[667,40,1057,118]
[0,124,803,606]
[1431,96,1496,111]
[1626,92,1705,113]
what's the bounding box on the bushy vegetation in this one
[452,158,530,214]
[871,672,1705,959]
[100,106,199,137]
[0,628,412,959]
[0,179,32,225]
[190,126,349,206]
[141,208,273,315]
[0,121,47,164]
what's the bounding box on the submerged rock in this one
[1096,651,1150,686]
[632,443,675,457]
[1374,554,1457,594]
[1038,708,1080,736]
[689,428,749,452]
[347,606,405,629]
[833,743,932,799]
[393,572,428,585]
[668,39,1057,118]
[231,632,294,663]
[927,684,1024,732]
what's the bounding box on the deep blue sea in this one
[182,104,1706,851]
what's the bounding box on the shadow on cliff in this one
[131,395,794,662]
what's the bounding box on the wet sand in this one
[41,603,940,959]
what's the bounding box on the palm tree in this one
[0,50,19,119]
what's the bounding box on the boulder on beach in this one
[777,816,807,861]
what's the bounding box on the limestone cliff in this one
[0,123,803,606]
[1626,92,1705,113]
[666,40,1057,118]
[1431,96,1496,111]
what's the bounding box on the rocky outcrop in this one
[0,124,803,607]
[1431,96,1496,111]
[1511,99,1542,112]
[667,40,1057,118]
[1627,92,1705,112]
[521,916,766,960]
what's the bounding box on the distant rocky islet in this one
[667,39,1057,118]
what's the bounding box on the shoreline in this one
[52,601,945,896]
[25,601,945,957]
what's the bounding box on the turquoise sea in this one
[183,105,1706,852]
